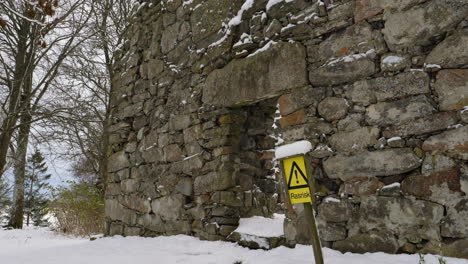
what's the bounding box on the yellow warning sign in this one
[282,155,312,204]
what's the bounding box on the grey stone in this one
[346,71,430,106]
[203,42,308,107]
[365,95,435,126]
[109,151,130,172]
[316,22,385,62]
[360,196,444,234]
[318,199,354,223]
[382,0,468,51]
[175,177,193,196]
[337,113,364,132]
[333,231,399,254]
[426,29,468,68]
[423,126,468,160]
[382,112,459,138]
[434,69,468,111]
[317,97,349,121]
[190,0,242,42]
[194,171,236,194]
[323,149,421,180]
[381,54,410,72]
[309,55,376,87]
[163,144,184,163]
[317,222,347,242]
[151,194,184,221]
[329,127,380,153]
[421,154,457,176]
[264,19,282,39]
[442,198,468,238]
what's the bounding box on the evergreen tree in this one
[24,150,51,227]
[0,177,11,224]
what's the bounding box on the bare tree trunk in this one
[9,116,32,229]
[9,69,33,229]
[0,19,31,179]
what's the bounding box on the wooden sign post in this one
[277,142,324,264]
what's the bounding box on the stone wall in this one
[106,0,468,258]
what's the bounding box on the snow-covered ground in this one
[1,227,468,264]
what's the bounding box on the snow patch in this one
[382,56,404,65]
[382,182,401,190]
[266,0,294,11]
[234,214,285,237]
[247,40,278,57]
[324,197,341,203]
[387,137,402,142]
[275,140,313,159]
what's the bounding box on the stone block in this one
[365,95,435,126]
[434,69,468,111]
[422,126,468,160]
[401,168,461,197]
[279,109,307,128]
[442,198,468,238]
[108,151,130,173]
[341,177,384,196]
[309,55,376,87]
[382,112,458,138]
[194,171,236,194]
[324,149,420,180]
[151,194,184,221]
[329,127,380,153]
[203,42,308,107]
[333,231,399,254]
[426,29,468,68]
[191,0,243,42]
[380,54,410,72]
[317,97,349,121]
[316,22,384,62]
[382,0,468,51]
[318,199,354,223]
[421,154,456,176]
[346,71,430,106]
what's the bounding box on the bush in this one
[49,181,105,236]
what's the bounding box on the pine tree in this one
[24,150,51,227]
[0,177,11,224]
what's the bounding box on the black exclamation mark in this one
[295,170,299,184]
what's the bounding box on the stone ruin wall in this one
[105,0,468,257]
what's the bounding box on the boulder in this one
[323,149,421,180]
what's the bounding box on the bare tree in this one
[41,0,134,190]
[0,0,93,228]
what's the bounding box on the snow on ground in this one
[1,227,468,264]
[235,213,285,237]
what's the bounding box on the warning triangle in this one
[287,161,309,190]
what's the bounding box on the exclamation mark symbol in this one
[295,170,299,184]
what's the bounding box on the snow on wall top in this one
[275,140,312,159]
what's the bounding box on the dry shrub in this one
[49,181,104,236]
